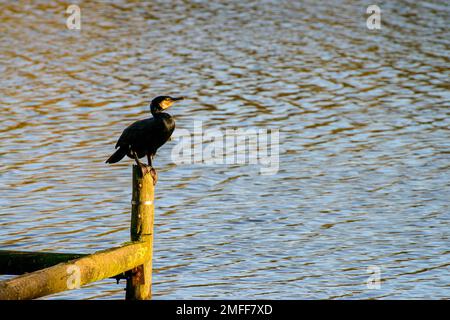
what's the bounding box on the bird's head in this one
[150,96,184,115]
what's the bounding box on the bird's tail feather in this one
[106,147,127,164]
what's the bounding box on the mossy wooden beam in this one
[0,242,150,300]
[0,250,85,275]
[0,250,127,282]
[125,165,155,300]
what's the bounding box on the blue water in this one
[0,0,449,299]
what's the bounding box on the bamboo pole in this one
[125,165,155,300]
[0,242,150,300]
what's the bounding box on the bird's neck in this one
[152,111,170,119]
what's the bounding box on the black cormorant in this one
[106,96,184,183]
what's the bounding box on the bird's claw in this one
[150,167,158,185]
[138,163,150,176]
[138,164,157,185]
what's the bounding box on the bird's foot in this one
[137,163,157,185]
[150,167,158,185]
[137,163,151,177]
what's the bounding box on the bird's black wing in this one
[115,118,154,149]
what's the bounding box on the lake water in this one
[0,0,449,299]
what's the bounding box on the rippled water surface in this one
[1,0,449,299]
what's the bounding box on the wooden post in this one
[126,165,154,300]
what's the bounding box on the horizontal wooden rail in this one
[0,242,150,300]
[0,250,85,275]
[0,250,127,282]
